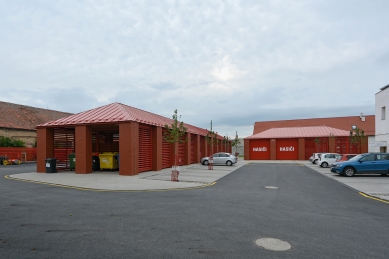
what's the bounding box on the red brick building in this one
[37,103,231,175]
[244,115,375,160]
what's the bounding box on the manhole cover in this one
[255,238,291,251]
[265,186,279,189]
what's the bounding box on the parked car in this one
[335,154,357,162]
[200,152,237,166]
[316,153,340,167]
[309,153,325,164]
[331,153,389,177]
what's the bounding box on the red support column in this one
[119,122,139,176]
[152,126,162,171]
[244,139,250,160]
[200,136,206,160]
[298,138,305,160]
[36,128,54,173]
[184,132,191,165]
[194,134,200,163]
[75,125,92,174]
[270,139,277,160]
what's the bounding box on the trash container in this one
[45,158,57,173]
[92,155,100,171]
[69,153,75,171]
[99,152,119,171]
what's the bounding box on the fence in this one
[0,147,37,161]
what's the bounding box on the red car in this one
[335,154,357,162]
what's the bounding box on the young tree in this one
[314,137,325,152]
[222,135,231,152]
[205,120,219,156]
[349,127,367,154]
[231,131,242,156]
[328,133,336,153]
[163,109,187,181]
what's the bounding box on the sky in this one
[1,0,388,138]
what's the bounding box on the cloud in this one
[0,0,388,139]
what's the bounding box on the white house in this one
[374,84,389,152]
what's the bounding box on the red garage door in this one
[139,126,152,172]
[276,139,298,160]
[305,138,316,160]
[249,139,270,160]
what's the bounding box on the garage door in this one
[276,138,298,160]
[305,138,315,160]
[249,139,270,160]
[139,126,152,172]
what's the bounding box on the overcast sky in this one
[1,0,388,137]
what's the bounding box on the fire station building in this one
[36,103,230,175]
[244,115,375,160]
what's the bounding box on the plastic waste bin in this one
[99,152,119,171]
[69,153,75,171]
[45,158,57,173]
[92,155,100,171]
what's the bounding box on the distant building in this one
[244,115,375,160]
[375,84,389,152]
[0,101,72,147]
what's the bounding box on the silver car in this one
[201,152,237,166]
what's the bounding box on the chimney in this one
[360,113,365,122]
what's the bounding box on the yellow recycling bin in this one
[99,152,119,171]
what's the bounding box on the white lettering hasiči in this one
[253,147,267,152]
[280,146,295,151]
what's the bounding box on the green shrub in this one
[0,136,26,147]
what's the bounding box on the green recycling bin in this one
[69,153,75,171]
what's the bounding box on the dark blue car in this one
[331,153,389,177]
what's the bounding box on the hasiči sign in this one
[279,146,295,151]
[253,147,267,152]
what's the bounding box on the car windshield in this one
[348,154,363,161]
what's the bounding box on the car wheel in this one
[321,162,328,168]
[312,159,317,164]
[202,160,209,166]
[226,160,232,166]
[343,167,355,177]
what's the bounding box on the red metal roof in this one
[0,101,72,131]
[38,102,211,136]
[245,126,350,139]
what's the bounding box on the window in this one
[382,106,386,120]
[376,154,389,160]
[360,154,374,162]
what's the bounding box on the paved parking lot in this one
[1,161,389,258]
[301,161,389,202]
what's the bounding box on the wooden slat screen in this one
[93,130,119,153]
[139,126,152,172]
[53,128,75,171]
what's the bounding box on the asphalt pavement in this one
[1,161,389,258]
[4,160,389,202]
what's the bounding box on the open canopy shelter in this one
[36,103,231,176]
